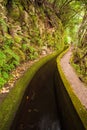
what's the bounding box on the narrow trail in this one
[61,48,87,110]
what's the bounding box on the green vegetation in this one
[71,47,87,84]
[48,0,87,84]
[70,2,87,83]
[0,0,87,128]
[0,0,86,87]
[0,0,64,87]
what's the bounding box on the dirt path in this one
[61,48,87,110]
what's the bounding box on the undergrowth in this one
[70,49,87,85]
[0,1,64,88]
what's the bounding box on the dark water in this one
[11,58,62,130]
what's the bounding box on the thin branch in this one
[64,8,84,28]
[59,0,72,11]
[71,8,84,18]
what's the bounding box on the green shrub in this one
[13,47,25,62]
[0,51,6,67]
[4,48,20,62]
[4,37,14,47]
[0,18,7,33]
[2,71,9,80]
[0,46,21,88]
[29,52,39,60]
[0,77,6,88]
[14,35,22,43]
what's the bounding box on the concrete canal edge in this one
[56,48,87,130]
[0,50,62,130]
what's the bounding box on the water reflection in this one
[39,116,61,130]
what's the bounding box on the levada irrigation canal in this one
[10,56,85,130]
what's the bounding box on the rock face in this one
[0,0,64,87]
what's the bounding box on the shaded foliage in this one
[0,0,64,87]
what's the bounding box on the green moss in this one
[0,49,63,130]
[9,4,20,20]
[0,18,8,33]
[14,35,22,43]
[57,48,87,130]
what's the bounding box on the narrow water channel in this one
[10,58,62,130]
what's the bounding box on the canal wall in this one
[0,50,62,130]
[56,48,87,130]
